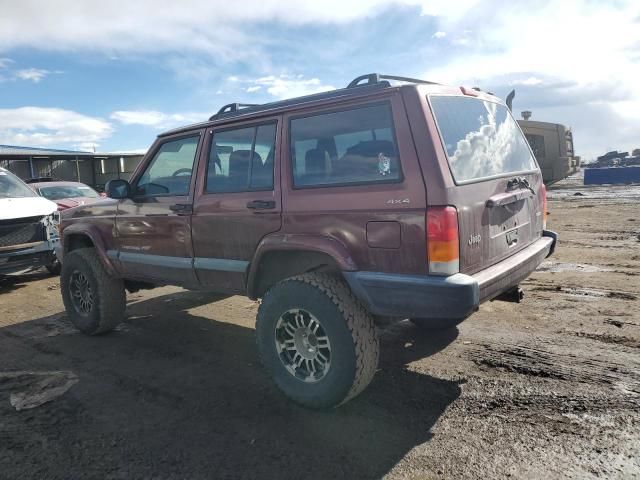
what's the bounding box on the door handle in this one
[169,203,193,214]
[246,200,276,210]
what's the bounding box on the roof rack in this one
[347,73,439,89]
[206,74,436,122]
[209,103,260,120]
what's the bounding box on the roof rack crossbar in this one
[347,73,439,89]
[210,103,260,120]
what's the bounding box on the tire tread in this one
[61,248,125,335]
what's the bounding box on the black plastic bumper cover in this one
[344,271,479,320]
[344,231,557,320]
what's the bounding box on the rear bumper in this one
[344,230,557,320]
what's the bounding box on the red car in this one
[32,181,103,211]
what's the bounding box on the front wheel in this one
[60,248,125,335]
[46,257,61,275]
[256,273,379,409]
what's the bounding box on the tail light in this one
[540,183,548,229]
[427,206,460,276]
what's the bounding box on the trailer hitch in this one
[495,286,525,303]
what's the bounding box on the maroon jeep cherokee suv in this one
[59,74,557,408]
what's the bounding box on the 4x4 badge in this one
[386,198,410,205]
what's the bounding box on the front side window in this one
[136,136,200,196]
[290,104,401,187]
[429,95,537,183]
[206,123,276,193]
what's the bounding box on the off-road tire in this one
[256,272,379,408]
[410,317,464,331]
[60,248,125,335]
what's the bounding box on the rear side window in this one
[290,104,401,187]
[430,96,537,183]
[206,123,276,193]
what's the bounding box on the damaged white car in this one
[0,167,60,275]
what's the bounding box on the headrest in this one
[304,148,326,174]
[228,149,264,176]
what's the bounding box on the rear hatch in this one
[427,94,545,274]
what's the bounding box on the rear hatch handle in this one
[507,177,535,195]
[486,178,535,208]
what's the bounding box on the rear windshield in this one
[40,184,100,200]
[429,96,537,183]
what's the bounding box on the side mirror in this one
[105,179,131,199]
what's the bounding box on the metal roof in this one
[0,144,90,155]
[0,145,144,157]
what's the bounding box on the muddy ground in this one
[1,177,639,479]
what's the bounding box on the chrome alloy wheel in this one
[69,270,93,315]
[274,309,331,383]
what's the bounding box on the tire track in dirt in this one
[465,341,640,393]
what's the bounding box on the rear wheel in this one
[60,248,125,335]
[410,317,464,331]
[256,272,379,408]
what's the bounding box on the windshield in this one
[429,95,538,183]
[0,169,38,198]
[39,184,100,200]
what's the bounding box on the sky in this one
[0,0,638,160]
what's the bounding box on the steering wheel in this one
[172,168,192,177]
[139,182,170,194]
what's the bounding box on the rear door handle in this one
[246,200,276,210]
[169,203,193,215]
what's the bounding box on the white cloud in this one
[76,142,99,152]
[0,107,113,147]
[512,77,543,87]
[0,0,638,159]
[0,58,13,69]
[110,110,206,129]
[0,0,475,58]
[246,85,261,93]
[423,0,640,159]
[15,68,51,83]
[251,75,335,99]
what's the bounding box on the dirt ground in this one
[1,176,639,480]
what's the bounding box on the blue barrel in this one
[584,166,640,185]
